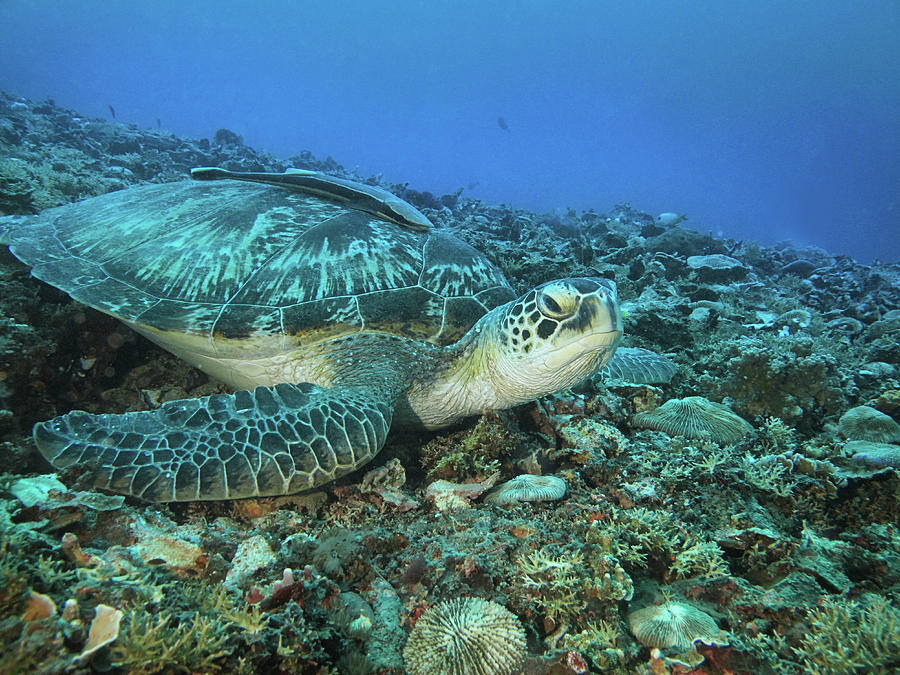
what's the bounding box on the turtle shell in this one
[5,180,513,357]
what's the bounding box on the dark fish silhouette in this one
[107,104,116,119]
[497,116,509,131]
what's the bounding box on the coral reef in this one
[627,600,727,650]
[631,395,754,444]
[791,594,900,672]
[838,404,900,443]
[402,597,526,675]
[484,474,567,505]
[0,92,899,673]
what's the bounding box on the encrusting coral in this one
[847,440,900,470]
[632,396,753,444]
[708,336,845,429]
[403,597,526,675]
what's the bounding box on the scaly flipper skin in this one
[33,382,392,502]
[190,167,433,232]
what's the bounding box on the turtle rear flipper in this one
[600,347,676,384]
[190,167,433,232]
[0,214,31,246]
[33,382,393,502]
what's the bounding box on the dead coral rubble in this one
[0,93,899,674]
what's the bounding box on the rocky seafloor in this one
[0,91,899,674]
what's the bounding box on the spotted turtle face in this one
[499,277,623,380]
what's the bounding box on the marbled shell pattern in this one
[6,180,514,355]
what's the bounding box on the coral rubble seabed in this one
[1,92,899,674]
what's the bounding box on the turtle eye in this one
[537,287,576,319]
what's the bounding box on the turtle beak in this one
[539,287,623,371]
[580,289,623,337]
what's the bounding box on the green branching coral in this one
[758,416,797,453]
[0,538,29,619]
[188,585,268,634]
[517,549,586,623]
[742,450,843,498]
[561,619,625,670]
[792,594,900,673]
[513,543,634,632]
[742,452,800,497]
[587,554,634,603]
[668,540,730,580]
[110,609,229,674]
[583,506,729,585]
[585,506,682,568]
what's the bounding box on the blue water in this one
[1,0,897,262]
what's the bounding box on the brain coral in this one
[838,406,900,444]
[403,597,526,675]
[632,396,753,445]
[628,601,727,650]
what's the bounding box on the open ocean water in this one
[1,0,897,262]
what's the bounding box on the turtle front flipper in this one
[33,383,392,502]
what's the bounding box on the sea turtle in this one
[0,168,670,502]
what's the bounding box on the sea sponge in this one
[632,396,753,445]
[837,406,900,443]
[403,597,526,675]
[628,601,727,650]
[22,591,57,621]
[484,474,567,505]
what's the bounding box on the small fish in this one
[656,212,687,227]
[466,181,480,191]
[156,118,161,129]
[107,104,116,119]
[497,116,509,131]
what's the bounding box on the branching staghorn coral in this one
[791,594,900,672]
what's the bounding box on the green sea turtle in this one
[0,168,670,502]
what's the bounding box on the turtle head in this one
[409,277,623,428]
[493,277,623,401]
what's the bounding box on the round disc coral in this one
[838,405,900,444]
[403,597,526,675]
[628,600,727,650]
[631,396,753,445]
[484,474,567,505]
